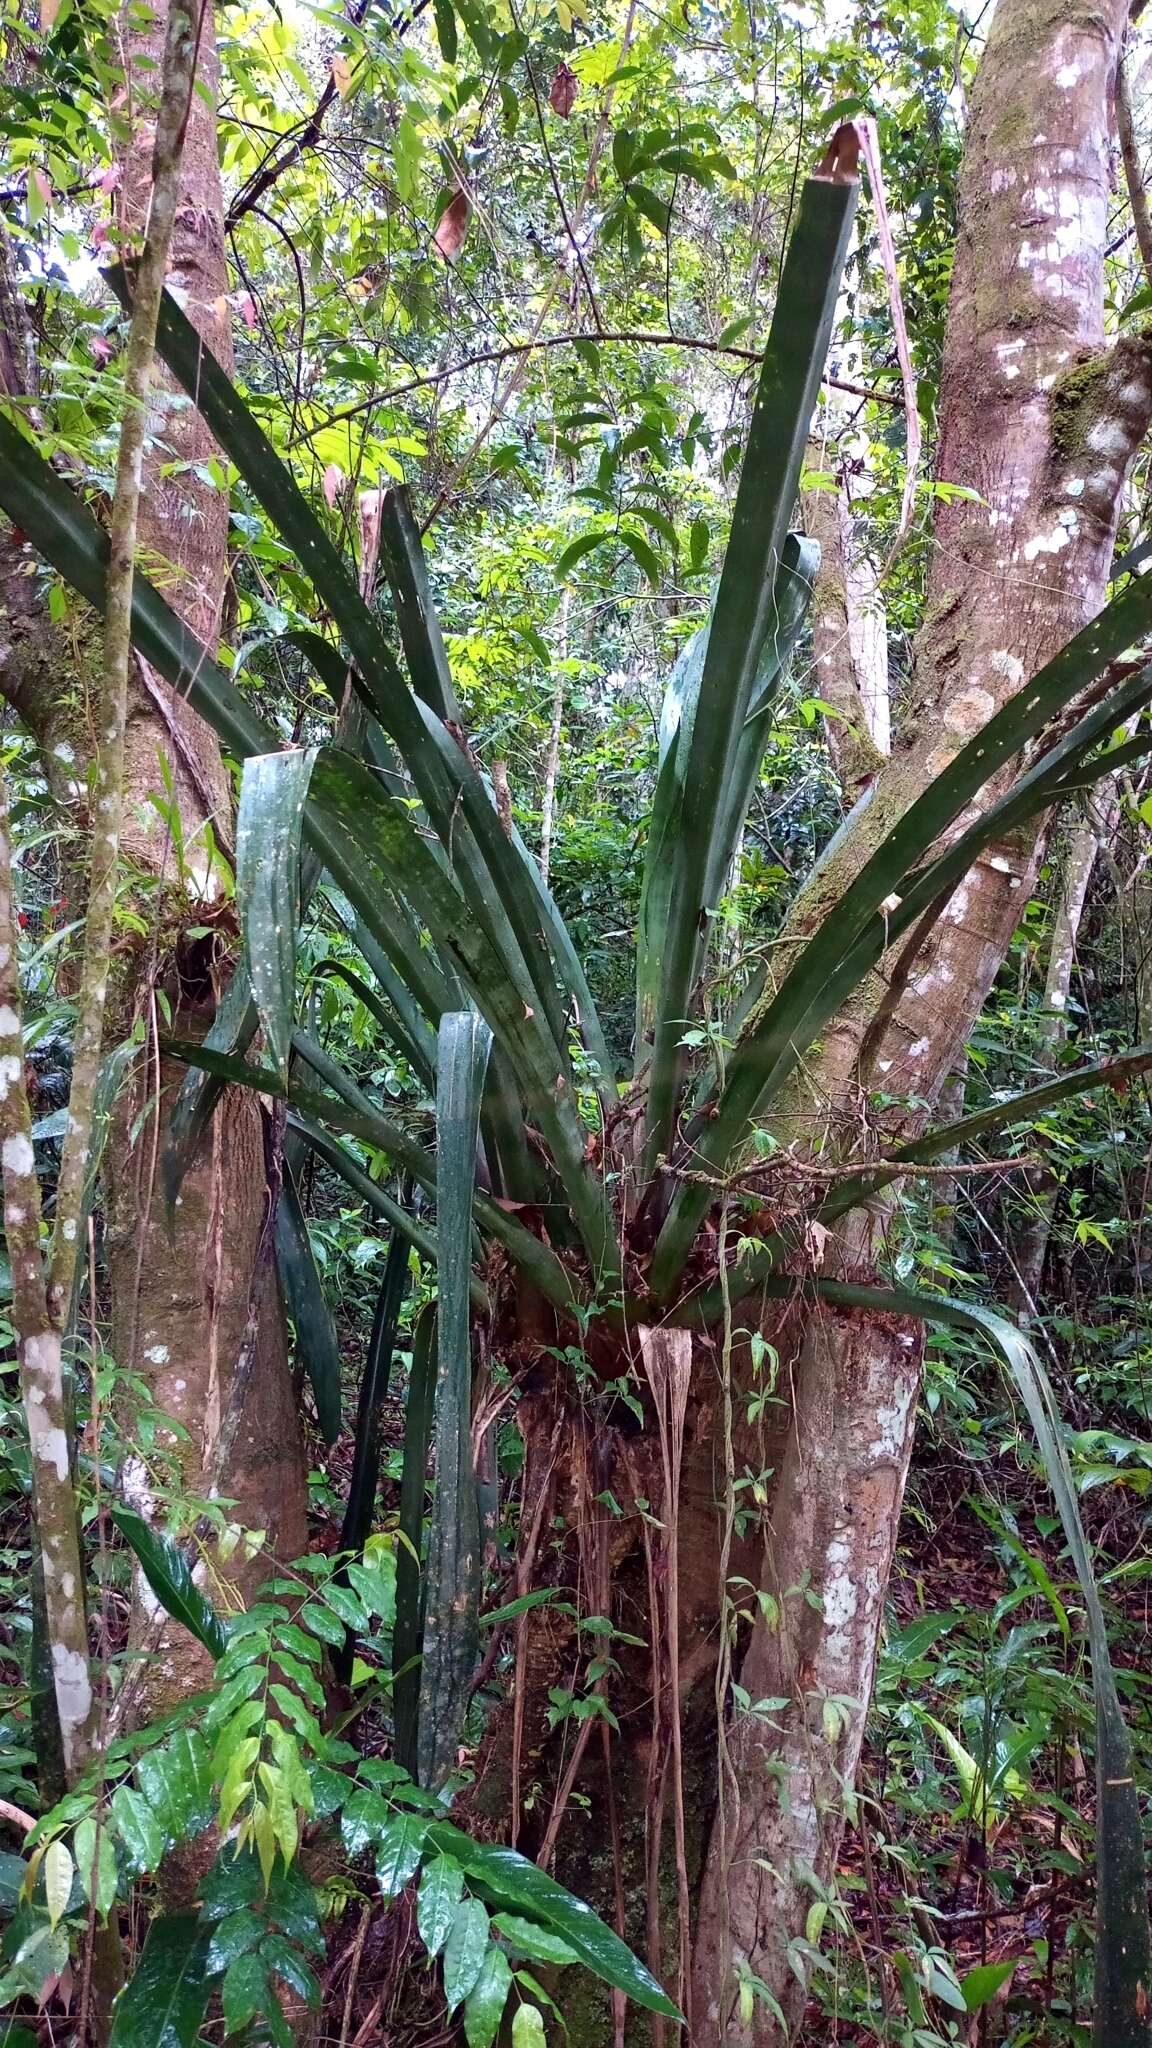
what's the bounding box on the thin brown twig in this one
[290,331,897,448]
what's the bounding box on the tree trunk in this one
[110,0,307,1707]
[692,0,1152,2034]
[0,0,307,1724]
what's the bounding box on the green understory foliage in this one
[3,0,1152,2040]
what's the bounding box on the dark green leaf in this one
[110,1786,167,1876]
[424,1823,681,2018]
[394,1304,437,1778]
[237,749,315,1084]
[375,1815,429,1899]
[222,1952,269,2036]
[417,1855,465,1957]
[463,1943,513,2047]
[206,1911,262,1973]
[418,1013,492,1789]
[109,1507,226,1660]
[275,1161,343,1445]
[443,1898,490,2011]
[108,1913,212,2048]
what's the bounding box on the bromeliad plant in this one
[3,127,1152,2031]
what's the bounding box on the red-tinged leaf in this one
[237,292,258,331]
[549,63,578,116]
[433,188,471,262]
[323,464,343,509]
[331,52,353,98]
[98,163,121,194]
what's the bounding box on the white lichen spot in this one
[36,1427,69,1480]
[143,1343,170,1365]
[52,1645,92,1737]
[944,686,995,738]
[1023,523,1072,562]
[989,855,1012,873]
[7,1206,22,1226]
[2,1133,35,1176]
[0,1007,18,1036]
[1050,989,1066,1009]
[63,1218,76,1241]
[989,650,1025,685]
[0,1054,22,1101]
[869,1384,915,1461]
[907,1036,931,1060]
[1065,476,1085,497]
[173,1378,186,1393]
[54,741,75,764]
[122,1454,157,1516]
[1086,418,1130,459]
[1055,61,1080,86]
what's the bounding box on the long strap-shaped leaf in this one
[238,749,315,1083]
[649,653,1152,1295]
[393,1303,437,1779]
[313,958,438,1092]
[340,1209,412,1559]
[744,1278,1149,2048]
[274,1159,343,1444]
[418,1014,492,1789]
[310,749,617,1278]
[109,273,589,1090]
[635,534,817,1057]
[641,153,858,1176]
[817,1041,1152,1224]
[379,491,616,1113]
[0,413,614,1264]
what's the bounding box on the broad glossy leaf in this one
[206,1910,262,1973]
[109,1505,226,1659]
[375,1814,429,1899]
[43,1841,72,1931]
[417,1854,466,1957]
[512,2006,547,2048]
[108,1912,212,2048]
[443,1897,491,2011]
[424,1822,681,2018]
[72,1817,117,1918]
[491,1914,578,1965]
[463,1943,513,2048]
[222,1952,269,2036]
